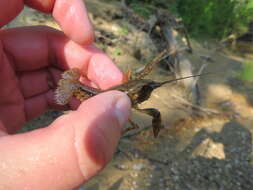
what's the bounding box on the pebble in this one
[132,163,144,170]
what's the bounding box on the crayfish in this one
[55,49,206,137]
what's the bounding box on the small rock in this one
[132,163,144,170]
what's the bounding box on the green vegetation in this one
[238,59,253,82]
[126,0,170,18]
[112,48,122,56]
[130,2,154,18]
[117,23,130,35]
[125,0,253,39]
[176,0,253,39]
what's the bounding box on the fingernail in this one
[114,95,131,126]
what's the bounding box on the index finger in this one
[51,0,95,45]
[0,26,123,122]
[0,0,94,45]
[0,26,123,89]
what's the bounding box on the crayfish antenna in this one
[149,73,211,89]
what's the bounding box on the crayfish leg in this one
[123,119,140,134]
[134,49,169,80]
[135,107,162,137]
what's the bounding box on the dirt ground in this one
[7,0,253,189]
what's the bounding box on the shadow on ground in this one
[164,121,253,189]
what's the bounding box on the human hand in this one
[0,0,131,189]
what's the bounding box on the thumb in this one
[0,91,131,190]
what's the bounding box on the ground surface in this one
[7,0,253,189]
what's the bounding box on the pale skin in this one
[0,0,131,189]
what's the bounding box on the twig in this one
[122,125,153,138]
[190,63,209,106]
[121,0,149,30]
[170,95,220,115]
[192,63,208,86]
[182,27,193,53]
